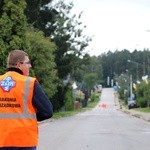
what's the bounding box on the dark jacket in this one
[6,68,53,121]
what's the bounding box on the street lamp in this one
[127,59,139,82]
[125,69,133,100]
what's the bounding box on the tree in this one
[25,0,56,36]
[51,0,92,79]
[71,56,103,104]
[0,0,58,101]
[90,56,103,83]
[0,0,27,73]
[25,29,58,98]
[64,84,74,111]
[25,0,92,111]
[136,81,149,107]
[26,0,92,79]
[83,73,99,90]
[100,49,131,86]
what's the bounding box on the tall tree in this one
[73,56,103,89]
[0,0,27,73]
[51,0,92,79]
[25,0,92,111]
[50,1,92,110]
[25,0,92,79]
[100,49,150,86]
[25,0,56,36]
[25,29,58,98]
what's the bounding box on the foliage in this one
[25,0,55,36]
[51,0,92,79]
[72,55,91,82]
[25,0,92,111]
[100,49,150,86]
[91,56,103,83]
[90,91,98,102]
[115,73,129,103]
[83,73,99,90]
[52,84,66,112]
[75,90,85,102]
[0,0,27,73]
[136,81,150,107]
[137,97,147,108]
[3,0,150,111]
[83,56,103,87]
[73,56,103,92]
[25,29,58,98]
[0,0,58,102]
[136,107,150,112]
[26,0,92,80]
[53,91,100,119]
[64,85,74,111]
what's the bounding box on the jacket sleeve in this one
[32,81,53,121]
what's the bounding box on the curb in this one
[114,92,150,122]
[38,118,54,125]
[120,107,150,122]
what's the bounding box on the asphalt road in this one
[37,88,150,150]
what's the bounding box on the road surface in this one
[37,88,150,150]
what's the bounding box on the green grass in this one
[135,107,150,113]
[53,110,79,119]
[120,101,150,113]
[53,94,100,119]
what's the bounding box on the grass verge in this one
[53,93,100,119]
[135,107,150,112]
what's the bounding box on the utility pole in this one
[130,74,133,100]
[127,60,139,82]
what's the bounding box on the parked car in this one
[128,98,137,109]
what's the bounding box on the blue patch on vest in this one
[0,76,16,92]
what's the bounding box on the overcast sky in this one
[66,0,150,56]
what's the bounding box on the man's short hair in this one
[7,50,28,67]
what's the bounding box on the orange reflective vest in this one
[0,71,38,147]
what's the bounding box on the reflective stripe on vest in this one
[0,77,36,119]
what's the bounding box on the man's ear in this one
[16,62,21,69]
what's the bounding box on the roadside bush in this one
[136,81,150,108]
[118,89,127,104]
[118,88,124,99]
[64,85,74,111]
[136,97,147,108]
[75,90,85,102]
[90,92,98,102]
